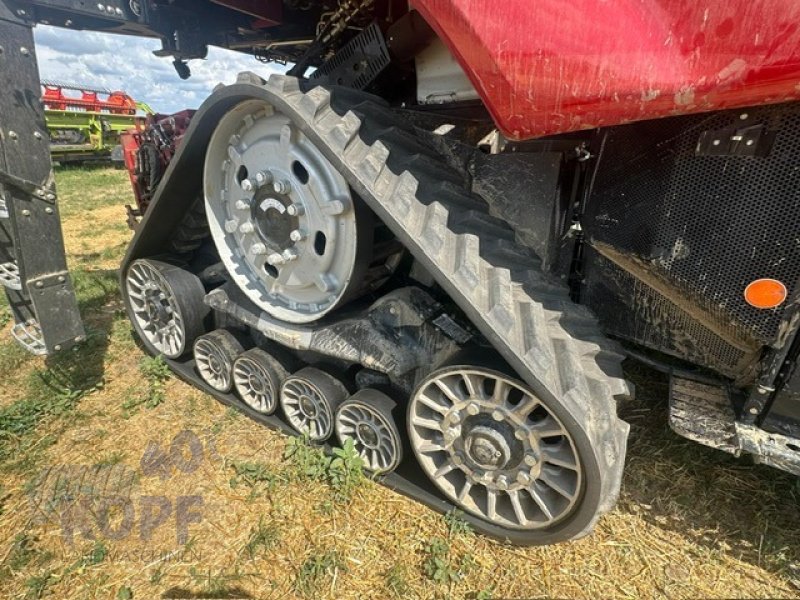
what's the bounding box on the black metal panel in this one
[583,101,800,378]
[0,4,84,353]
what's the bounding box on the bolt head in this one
[241,179,254,192]
[224,219,238,233]
[496,475,509,490]
[235,199,250,210]
[286,203,304,216]
[33,131,43,140]
[452,453,464,466]
[267,253,284,266]
[516,471,532,486]
[466,403,480,416]
[251,243,268,255]
[254,170,272,186]
[748,406,759,415]
[9,131,18,140]
[491,410,504,422]
[21,209,30,216]
[45,207,54,214]
[514,429,527,441]
[523,453,538,467]
[238,222,254,234]
[273,180,291,194]
[289,229,306,242]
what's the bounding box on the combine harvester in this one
[41,80,151,164]
[1,0,799,545]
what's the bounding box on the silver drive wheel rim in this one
[409,367,582,530]
[335,402,401,473]
[126,261,186,358]
[281,377,333,441]
[194,338,234,392]
[204,99,359,323]
[233,354,278,413]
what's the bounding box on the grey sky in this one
[33,24,284,113]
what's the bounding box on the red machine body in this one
[412,0,800,139]
[41,83,138,115]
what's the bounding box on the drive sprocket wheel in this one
[204,99,377,323]
[409,366,583,531]
[125,258,208,359]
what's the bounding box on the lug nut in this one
[496,474,509,490]
[289,229,306,242]
[452,452,464,466]
[492,410,504,422]
[241,179,254,192]
[514,429,527,441]
[224,219,239,233]
[523,452,538,467]
[286,203,304,216]
[239,222,254,234]
[254,170,273,186]
[251,243,268,255]
[273,180,291,194]
[235,199,251,210]
[282,248,299,262]
[516,471,532,486]
[267,253,285,266]
[466,403,480,416]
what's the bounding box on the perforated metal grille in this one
[586,102,800,347]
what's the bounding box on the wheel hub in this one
[299,394,318,418]
[356,422,380,449]
[251,188,298,252]
[465,425,513,470]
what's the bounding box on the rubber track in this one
[234,73,632,536]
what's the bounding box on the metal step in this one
[0,261,21,290]
[668,376,739,454]
[11,320,47,355]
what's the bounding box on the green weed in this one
[295,550,346,598]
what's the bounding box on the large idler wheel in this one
[233,348,288,414]
[204,99,371,323]
[409,366,583,531]
[335,389,403,474]
[125,258,208,359]
[193,329,245,393]
[280,367,347,442]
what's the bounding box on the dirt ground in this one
[0,166,798,599]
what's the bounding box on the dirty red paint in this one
[412,0,800,139]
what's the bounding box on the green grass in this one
[55,165,133,218]
[295,551,346,598]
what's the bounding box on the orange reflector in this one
[744,278,787,309]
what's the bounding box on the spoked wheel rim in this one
[193,331,243,392]
[409,366,582,530]
[233,349,284,414]
[335,394,402,473]
[280,368,345,441]
[126,260,186,358]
